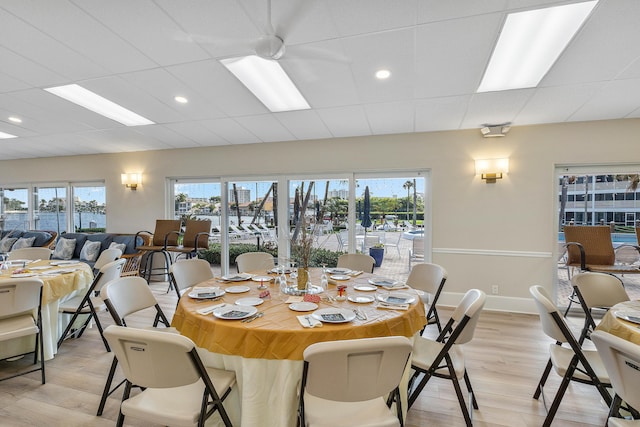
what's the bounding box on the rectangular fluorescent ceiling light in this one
[220,55,310,112]
[44,84,154,126]
[477,1,598,93]
[0,131,17,139]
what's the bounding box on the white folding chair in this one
[57,258,126,351]
[591,330,640,425]
[337,253,375,273]
[169,258,214,302]
[8,247,52,261]
[235,251,275,273]
[92,247,122,274]
[406,262,447,333]
[0,278,45,384]
[407,289,486,427]
[299,336,413,427]
[104,325,236,427]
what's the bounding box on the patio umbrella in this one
[361,186,372,250]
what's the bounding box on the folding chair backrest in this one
[104,325,201,389]
[183,219,211,249]
[530,285,572,344]
[406,263,447,296]
[152,219,181,246]
[448,289,486,344]
[571,272,629,309]
[100,277,160,321]
[337,254,375,273]
[94,258,127,293]
[236,252,275,273]
[8,247,52,261]
[303,336,412,402]
[170,259,214,293]
[0,279,43,319]
[591,330,640,411]
[564,225,615,266]
[93,248,122,271]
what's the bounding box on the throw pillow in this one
[11,236,36,250]
[52,237,77,260]
[108,241,127,255]
[80,240,101,262]
[0,237,17,253]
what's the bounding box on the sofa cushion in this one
[23,231,53,247]
[59,233,88,259]
[111,235,139,255]
[86,233,113,254]
[108,241,127,255]
[80,240,101,262]
[52,237,77,260]
[12,236,36,250]
[0,236,17,253]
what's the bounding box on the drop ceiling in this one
[1,0,639,160]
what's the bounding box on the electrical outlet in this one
[491,285,499,295]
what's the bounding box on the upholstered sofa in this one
[0,229,57,252]
[52,232,150,276]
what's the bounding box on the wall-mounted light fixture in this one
[475,158,509,183]
[121,173,142,190]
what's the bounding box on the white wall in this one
[3,118,639,312]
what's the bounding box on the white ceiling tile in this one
[365,101,415,135]
[571,78,640,122]
[199,118,261,145]
[317,106,372,138]
[415,95,470,132]
[233,114,295,143]
[275,110,333,140]
[461,89,533,128]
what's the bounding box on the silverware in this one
[242,312,264,323]
[304,315,313,327]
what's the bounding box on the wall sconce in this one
[475,158,509,183]
[121,173,142,190]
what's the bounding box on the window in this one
[72,184,106,232]
[34,185,67,234]
[0,187,29,231]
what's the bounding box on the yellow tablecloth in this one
[0,260,94,360]
[172,270,426,360]
[596,300,640,345]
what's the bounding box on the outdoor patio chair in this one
[298,336,412,427]
[135,219,181,282]
[571,271,629,344]
[103,325,235,427]
[408,237,424,272]
[407,289,486,427]
[166,219,211,261]
[591,330,640,424]
[0,278,45,384]
[529,285,612,427]
[383,231,402,258]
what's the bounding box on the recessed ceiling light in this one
[0,131,17,139]
[221,55,310,112]
[174,96,188,104]
[44,84,154,126]
[375,69,391,80]
[477,1,598,92]
[8,116,22,123]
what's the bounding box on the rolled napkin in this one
[350,270,363,276]
[196,303,226,315]
[377,301,409,311]
[297,315,323,328]
[382,282,409,290]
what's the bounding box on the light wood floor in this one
[0,281,611,427]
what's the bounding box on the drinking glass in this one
[320,263,328,292]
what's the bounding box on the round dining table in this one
[595,300,640,345]
[0,259,94,360]
[171,268,426,427]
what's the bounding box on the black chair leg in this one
[534,359,553,399]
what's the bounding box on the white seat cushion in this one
[549,344,609,383]
[0,314,38,342]
[58,295,106,313]
[303,394,400,427]
[411,336,466,380]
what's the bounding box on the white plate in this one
[289,302,318,312]
[312,308,356,323]
[368,278,397,287]
[221,273,253,282]
[225,285,251,294]
[252,275,273,283]
[213,305,258,320]
[235,297,264,306]
[270,267,292,274]
[378,292,416,305]
[188,288,225,299]
[330,275,350,281]
[354,285,377,292]
[327,268,351,275]
[11,273,37,278]
[49,260,79,266]
[614,310,640,324]
[348,295,375,304]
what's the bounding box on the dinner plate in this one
[11,273,37,278]
[270,267,292,274]
[252,275,273,283]
[614,310,640,324]
[221,273,253,282]
[213,305,258,320]
[348,295,375,304]
[235,297,264,306]
[377,292,416,305]
[368,278,398,287]
[326,268,351,275]
[330,274,350,281]
[188,288,225,299]
[225,285,251,294]
[289,302,318,312]
[354,285,377,292]
[312,308,356,323]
